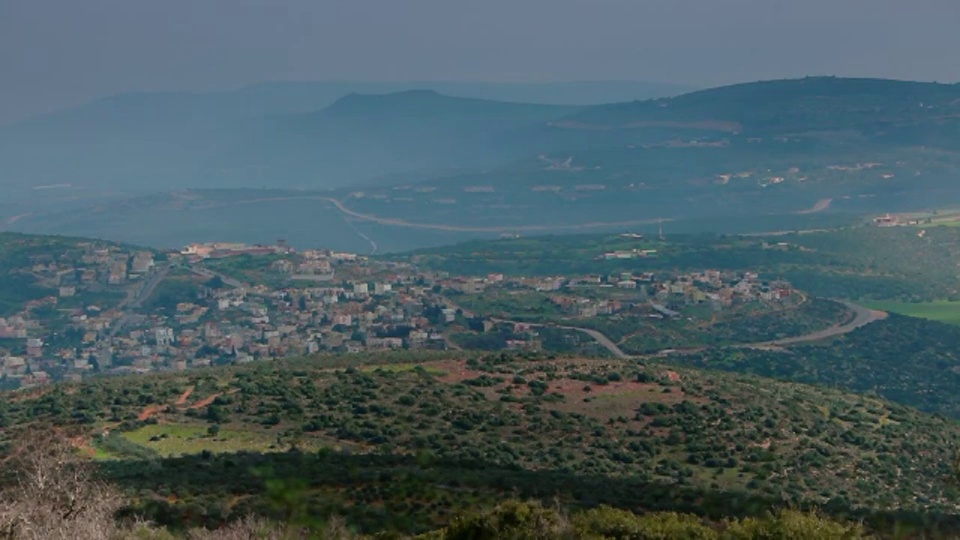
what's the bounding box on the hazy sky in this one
[2,0,960,124]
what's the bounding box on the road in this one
[108,264,170,338]
[482,299,885,360]
[189,266,246,289]
[548,324,633,359]
[109,264,246,339]
[202,195,668,234]
[485,316,633,359]
[795,197,833,215]
[740,300,887,348]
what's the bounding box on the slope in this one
[0,89,579,197]
[206,91,580,187]
[332,78,960,230]
[4,351,959,533]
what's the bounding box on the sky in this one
[2,0,960,124]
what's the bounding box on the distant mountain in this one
[203,91,580,187]
[560,76,960,138]
[8,76,960,252]
[0,88,579,195]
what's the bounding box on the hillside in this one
[0,232,143,317]
[407,225,960,301]
[312,77,960,233]
[665,314,960,419]
[8,77,960,252]
[4,351,959,534]
[205,91,579,187]
[562,77,960,136]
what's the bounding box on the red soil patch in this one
[433,360,484,384]
[174,385,195,406]
[68,436,97,458]
[7,387,50,403]
[138,404,168,421]
[666,371,682,382]
[188,393,222,409]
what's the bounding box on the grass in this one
[120,423,282,457]
[864,300,960,326]
[360,363,446,375]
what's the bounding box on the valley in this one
[7,75,960,538]
[6,77,960,254]
[4,222,960,536]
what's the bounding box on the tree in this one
[0,429,124,539]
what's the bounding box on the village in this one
[0,240,797,389]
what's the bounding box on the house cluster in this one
[441,268,796,320]
[873,214,926,227]
[0,237,796,390]
[181,242,295,261]
[0,242,159,387]
[2,247,472,389]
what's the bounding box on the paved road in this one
[741,300,886,348]
[488,299,885,360]
[203,195,667,233]
[487,317,633,359]
[108,264,170,338]
[189,266,246,289]
[553,324,632,359]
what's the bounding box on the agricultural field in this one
[864,300,960,326]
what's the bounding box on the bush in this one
[574,506,718,539]
[722,510,868,539]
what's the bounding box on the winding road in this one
[741,300,887,348]
[480,299,886,360]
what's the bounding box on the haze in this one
[2,0,960,125]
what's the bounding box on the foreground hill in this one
[4,351,959,534]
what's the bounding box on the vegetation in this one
[665,314,960,418]
[0,434,879,539]
[411,225,960,302]
[1,351,959,536]
[0,233,135,316]
[864,300,960,326]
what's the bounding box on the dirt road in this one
[796,198,833,214]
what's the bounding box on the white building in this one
[155,327,175,346]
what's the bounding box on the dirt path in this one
[188,393,222,409]
[174,386,195,406]
[137,404,167,421]
[796,198,833,214]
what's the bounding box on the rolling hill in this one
[4,351,960,535]
[561,77,960,135]
[201,91,580,188]
[0,80,687,198]
[337,78,960,232]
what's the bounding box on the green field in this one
[865,300,960,325]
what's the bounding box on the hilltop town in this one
[0,237,799,389]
